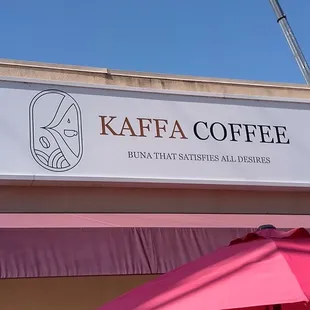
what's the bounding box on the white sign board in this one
[1,77,310,188]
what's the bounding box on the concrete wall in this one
[0,275,157,310]
[1,59,310,214]
[1,185,310,214]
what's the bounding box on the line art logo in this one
[29,90,83,172]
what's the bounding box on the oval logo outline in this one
[29,89,83,172]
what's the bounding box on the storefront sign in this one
[0,77,309,187]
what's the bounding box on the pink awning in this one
[1,213,310,228]
[0,213,309,279]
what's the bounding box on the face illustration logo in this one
[29,90,83,172]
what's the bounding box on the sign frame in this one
[1,75,310,190]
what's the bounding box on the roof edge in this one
[0,58,108,74]
[0,58,309,90]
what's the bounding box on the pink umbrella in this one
[98,227,310,310]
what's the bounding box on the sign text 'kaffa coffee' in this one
[98,116,290,165]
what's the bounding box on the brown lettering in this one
[99,116,120,136]
[137,118,152,137]
[169,120,188,139]
[154,119,168,138]
[119,117,137,136]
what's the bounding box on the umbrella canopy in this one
[241,305,309,309]
[98,228,310,310]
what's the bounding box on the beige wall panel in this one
[0,185,309,214]
[0,275,157,310]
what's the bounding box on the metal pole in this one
[269,0,310,84]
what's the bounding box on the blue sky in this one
[1,0,309,84]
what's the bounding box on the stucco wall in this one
[0,275,157,310]
[0,185,310,214]
[0,59,310,215]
